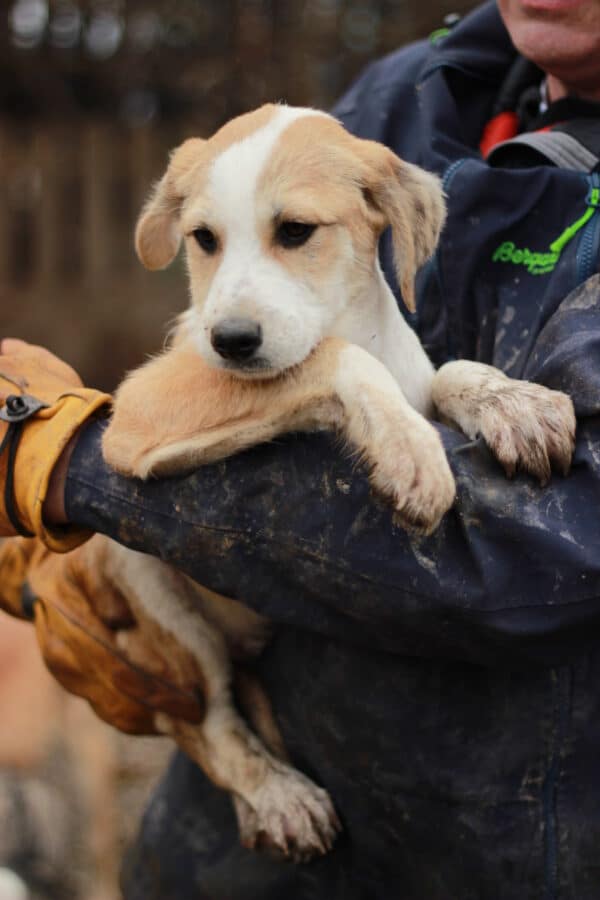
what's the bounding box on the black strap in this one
[487,127,600,172]
[526,96,600,134]
[3,421,34,537]
[492,56,543,118]
[0,393,48,538]
[487,57,600,171]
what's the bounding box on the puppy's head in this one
[136,104,445,377]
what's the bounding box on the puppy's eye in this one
[193,228,218,254]
[276,221,317,248]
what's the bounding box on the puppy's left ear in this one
[360,144,446,313]
[135,138,206,271]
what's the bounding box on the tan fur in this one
[98,538,339,860]
[267,116,446,311]
[105,336,344,477]
[135,107,445,313]
[135,105,280,271]
[135,138,206,270]
[99,105,576,861]
[431,360,576,484]
[105,334,455,530]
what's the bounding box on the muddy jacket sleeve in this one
[64,277,600,667]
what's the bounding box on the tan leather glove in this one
[0,339,111,551]
[0,536,204,734]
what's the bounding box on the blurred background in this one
[0,0,478,390]
[0,2,479,898]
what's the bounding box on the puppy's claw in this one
[369,420,456,535]
[234,767,340,862]
[475,384,576,485]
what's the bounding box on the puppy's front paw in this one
[473,382,576,485]
[239,764,341,862]
[369,418,456,535]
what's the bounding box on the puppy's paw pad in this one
[241,768,341,861]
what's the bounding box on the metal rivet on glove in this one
[0,394,48,423]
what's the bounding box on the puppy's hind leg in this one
[106,544,340,861]
[160,693,340,862]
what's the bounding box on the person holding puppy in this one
[2,0,600,897]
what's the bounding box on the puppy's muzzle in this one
[211,318,263,363]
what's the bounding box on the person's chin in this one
[517,0,586,13]
[500,2,595,74]
[499,0,588,36]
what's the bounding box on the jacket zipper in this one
[576,172,600,282]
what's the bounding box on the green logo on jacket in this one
[491,184,599,276]
[492,242,558,276]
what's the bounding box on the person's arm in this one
[0,341,204,734]
[62,276,600,668]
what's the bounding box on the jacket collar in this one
[420,1,517,84]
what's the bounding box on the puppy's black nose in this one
[210,318,263,362]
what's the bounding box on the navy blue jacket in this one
[65,3,600,897]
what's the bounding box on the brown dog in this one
[92,105,575,860]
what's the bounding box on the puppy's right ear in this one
[135,138,205,270]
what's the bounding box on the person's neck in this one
[547,74,600,104]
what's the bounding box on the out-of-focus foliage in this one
[0,0,477,389]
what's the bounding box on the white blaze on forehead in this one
[189,105,343,374]
[206,106,328,228]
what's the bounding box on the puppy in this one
[96,105,575,859]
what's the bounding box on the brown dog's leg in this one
[330,343,455,532]
[234,667,289,762]
[104,337,456,531]
[158,701,339,861]
[432,360,576,484]
[103,540,340,861]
